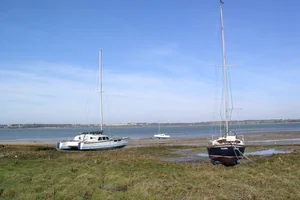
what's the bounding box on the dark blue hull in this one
[207,145,245,166]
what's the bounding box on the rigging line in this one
[216,65,220,133]
[237,148,256,164]
[214,4,224,136]
[219,63,225,121]
[226,67,232,132]
[102,69,112,138]
[220,63,225,135]
[233,146,240,162]
[217,65,222,136]
[212,12,222,134]
[232,144,256,164]
[212,65,219,133]
[105,95,113,138]
[216,7,224,136]
[219,18,225,134]
[227,66,234,121]
[232,145,247,165]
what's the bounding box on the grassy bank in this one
[0,144,300,200]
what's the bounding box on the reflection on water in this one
[197,153,208,157]
[245,149,292,156]
[197,148,292,157]
[249,138,300,143]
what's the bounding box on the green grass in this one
[0,145,300,200]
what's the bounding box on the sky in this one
[0,0,300,124]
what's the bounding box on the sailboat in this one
[57,50,127,150]
[206,0,246,166]
[153,123,170,139]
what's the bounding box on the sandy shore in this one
[1,130,300,147]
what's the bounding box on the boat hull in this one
[207,145,245,166]
[154,134,170,139]
[78,140,128,151]
[154,136,170,139]
[57,141,80,150]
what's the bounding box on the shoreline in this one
[1,121,300,129]
[1,130,300,147]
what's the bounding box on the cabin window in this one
[90,137,93,139]
[98,137,102,140]
[79,137,81,140]
[102,137,106,140]
[106,137,109,140]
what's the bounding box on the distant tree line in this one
[1,119,300,129]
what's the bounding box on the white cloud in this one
[0,60,215,124]
[1,47,300,124]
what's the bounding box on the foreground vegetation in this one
[0,144,300,200]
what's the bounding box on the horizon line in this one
[2,118,300,126]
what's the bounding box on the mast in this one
[99,50,104,133]
[158,123,161,134]
[220,0,229,136]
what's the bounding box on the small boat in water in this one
[154,133,170,139]
[57,50,127,150]
[153,123,170,139]
[206,0,246,166]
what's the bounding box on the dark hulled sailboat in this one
[207,0,246,166]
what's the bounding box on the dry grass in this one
[0,144,300,200]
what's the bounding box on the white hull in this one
[56,133,128,151]
[78,140,128,150]
[57,141,80,150]
[154,134,170,139]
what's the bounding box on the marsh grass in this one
[0,144,300,199]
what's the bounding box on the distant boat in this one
[154,133,170,139]
[206,0,246,166]
[57,50,127,150]
[154,123,170,139]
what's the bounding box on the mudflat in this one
[1,130,300,199]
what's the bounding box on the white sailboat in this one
[206,0,246,166]
[57,50,127,150]
[154,123,170,139]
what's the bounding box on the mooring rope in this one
[235,146,256,163]
[233,145,240,162]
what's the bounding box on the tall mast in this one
[99,50,104,133]
[220,0,229,136]
[158,122,161,134]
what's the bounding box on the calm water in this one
[245,149,292,156]
[1,123,300,142]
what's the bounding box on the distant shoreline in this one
[1,120,300,129]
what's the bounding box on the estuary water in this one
[1,123,300,143]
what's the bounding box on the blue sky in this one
[0,0,300,124]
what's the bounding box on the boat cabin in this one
[98,136,109,141]
[209,135,244,146]
[74,133,110,142]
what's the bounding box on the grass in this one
[0,144,300,200]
